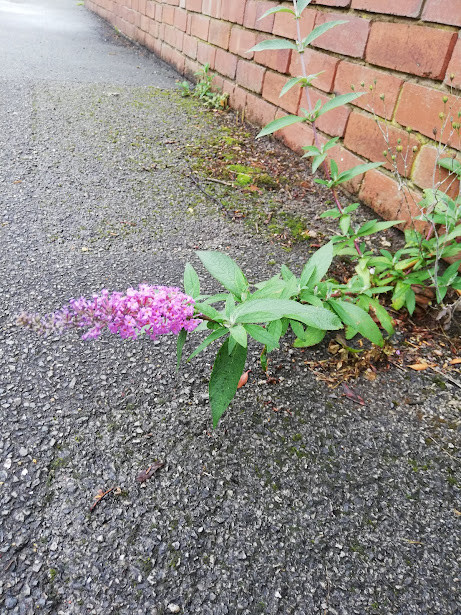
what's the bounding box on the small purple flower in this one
[17,285,202,341]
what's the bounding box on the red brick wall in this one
[86,0,461,222]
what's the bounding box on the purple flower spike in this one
[17,285,202,341]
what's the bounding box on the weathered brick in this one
[184,57,200,79]
[202,0,222,18]
[140,14,150,32]
[311,0,350,6]
[262,70,301,113]
[221,0,246,25]
[289,49,339,93]
[254,33,291,73]
[214,48,238,79]
[161,43,185,73]
[236,59,266,93]
[274,110,315,154]
[309,88,351,137]
[412,146,460,198]
[243,1,276,33]
[359,170,422,226]
[366,22,457,80]
[139,0,146,14]
[229,26,257,59]
[245,92,278,127]
[351,0,423,17]
[183,33,198,59]
[395,83,461,148]
[229,85,247,111]
[445,35,461,90]
[185,0,202,11]
[334,60,403,120]
[174,8,187,31]
[197,40,216,68]
[208,19,231,49]
[344,112,420,177]
[422,0,461,27]
[146,2,155,19]
[162,5,175,24]
[272,2,315,41]
[191,13,210,40]
[313,12,370,59]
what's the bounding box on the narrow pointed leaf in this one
[244,324,279,349]
[335,162,383,184]
[300,242,334,287]
[184,262,200,298]
[188,327,228,361]
[257,115,306,138]
[197,251,248,299]
[281,77,305,97]
[328,299,384,346]
[296,0,313,15]
[209,339,247,428]
[230,324,247,348]
[250,39,297,53]
[302,20,347,48]
[317,93,364,118]
[258,6,295,20]
[176,329,187,370]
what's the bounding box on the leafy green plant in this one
[179,63,229,109]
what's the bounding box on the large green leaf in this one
[250,39,297,53]
[233,298,342,330]
[230,324,247,348]
[293,327,326,347]
[438,157,461,177]
[197,251,248,300]
[335,162,383,184]
[194,301,223,322]
[257,115,306,139]
[209,339,247,428]
[258,6,296,20]
[302,20,347,47]
[296,0,313,16]
[300,242,334,287]
[243,324,279,349]
[183,262,200,298]
[328,299,384,346]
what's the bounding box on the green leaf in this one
[438,157,461,178]
[202,292,230,304]
[257,115,306,138]
[441,260,461,286]
[366,297,394,335]
[302,20,347,48]
[194,302,223,322]
[230,324,247,348]
[280,275,299,299]
[316,93,364,118]
[328,299,384,346]
[280,264,296,281]
[233,298,342,330]
[244,324,279,349]
[258,6,296,20]
[296,0,313,16]
[176,329,187,370]
[405,288,416,316]
[209,339,247,428]
[197,251,248,299]
[250,39,297,53]
[280,77,305,97]
[225,294,236,319]
[335,162,383,184]
[267,319,283,351]
[339,214,351,236]
[300,242,334,287]
[293,326,326,347]
[188,327,228,361]
[184,262,200,298]
[356,220,403,238]
[290,319,305,339]
[312,152,327,173]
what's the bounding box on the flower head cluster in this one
[17,285,202,341]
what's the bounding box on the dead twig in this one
[136,461,164,483]
[202,178,234,187]
[90,486,115,512]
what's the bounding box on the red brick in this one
[262,70,301,113]
[344,112,420,177]
[146,2,155,19]
[162,44,185,73]
[359,170,422,226]
[245,92,278,127]
[185,0,202,11]
[208,19,231,49]
[229,85,247,111]
[183,33,198,59]
[184,57,200,79]
[163,24,177,47]
[214,48,238,79]
[254,33,291,73]
[289,49,339,93]
[162,5,175,24]
[422,0,461,27]
[236,59,266,94]
[395,83,461,148]
[155,4,163,21]
[272,2,316,41]
[313,12,370,59]
[351,0,423,16]
[274,110,315,154]
[334,60,403,120]
[174,8,187,31]
[191,14,210,40]
[202,0,222,18]
[222,78,235,99]
[412,146,461,198]
[139,0,146,14]
[366,22,457,81]
[318,137,367,193]
[308,88,351,137]
[222,0,246,25]
[243,1,276,33]
[140,14,150,32]
[229,26,257,59]
[197,40,216,68]
[445,36,461,90]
